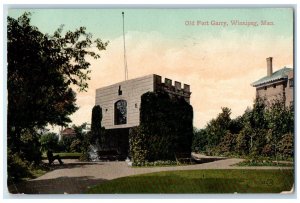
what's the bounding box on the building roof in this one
[251,67,293,87]
[61,128,76,136]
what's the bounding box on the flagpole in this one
[122,11,128,81]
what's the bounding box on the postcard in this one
[5,6,294,196]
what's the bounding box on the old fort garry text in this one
[185,20,274,27]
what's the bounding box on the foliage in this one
[235,159,293,167]
[7,12,107,180]
[216,132,237,155]
[192,129,208,152]
[131,92,193,162]
[235,128,250,155]
[69,122,90,153]
[206,107,232,148]
[278,133,294,159]
[129,126,148,164]
[19,129,42,165]
[265,99,294,158]
[70,139,82,152]
[80,131,93,161]
[7,150,32,182]
[132,160,178,167]
[40,132,59,152]
[59,134,76,152]
[72,122,88,141]
[91,105,105,145]
[192,97,294,160]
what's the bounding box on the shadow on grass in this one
[7,161,105,194]
[8,176,108,194]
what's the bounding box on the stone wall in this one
[95,74,192,129]
[256,81,285,106]
[95,74,154,129]
[285,71,294,107]
[256,72,293,107]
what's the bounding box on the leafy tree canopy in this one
[7,13,108,149]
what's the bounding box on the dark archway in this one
[114,100,127,125]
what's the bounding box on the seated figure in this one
[47,150,63,165]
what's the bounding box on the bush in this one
[132,160,178,167]
[79,153,90,161]
[40,132,59,152]
[129,126,148,164]
[70,139,82,152]
[59,135,76,152]
[278,133,294,159]
[235,129,250,155]
[192,129,208,152]
[19,129,42,165]
[217,132,237,155]
[7,150,32,182]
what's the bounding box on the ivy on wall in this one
[129,92,193,163]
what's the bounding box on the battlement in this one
[153,74,191,103]
[153,74,191,93]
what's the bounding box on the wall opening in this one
[114,100,127,125]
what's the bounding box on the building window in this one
[273,84,276,88]
[289,79,294,87]
[105,108,108,112]
[135,103,138,108]
[264,86,267,90]
[114,100,127,125]
[118,85,122,95]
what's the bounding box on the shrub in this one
[19,129,42,165]
[235,129,250,155]
[59,135,76,152]
[278,133,294,159]
[40,132,59,152]
[7,150,32,182]
[79,153,90,161]
[70,139,82,152]
[217,132,237,155]
[129,126,148,164]
[91,105,104,145]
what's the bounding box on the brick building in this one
[251,57,294,106]
[95,74,191,129]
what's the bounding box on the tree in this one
[91,105,103,144]
[205,107,232,148]
[40,132,59,152]
[192,129,208,152]
[265,98,294,159]
[7,12,108,157]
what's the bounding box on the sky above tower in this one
[8,7,293,129]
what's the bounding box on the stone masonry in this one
[252,57,294,107]
[95,74,191,129]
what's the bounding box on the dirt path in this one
[7,158,293,194]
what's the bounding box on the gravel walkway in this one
[8,158,293,194]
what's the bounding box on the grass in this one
[86,169,294,194]
[235,160,294,167]
[42,152,82,159]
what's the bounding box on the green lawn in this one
[87,169,294,194]
[42,152,82,159]
[235,160,294,167]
